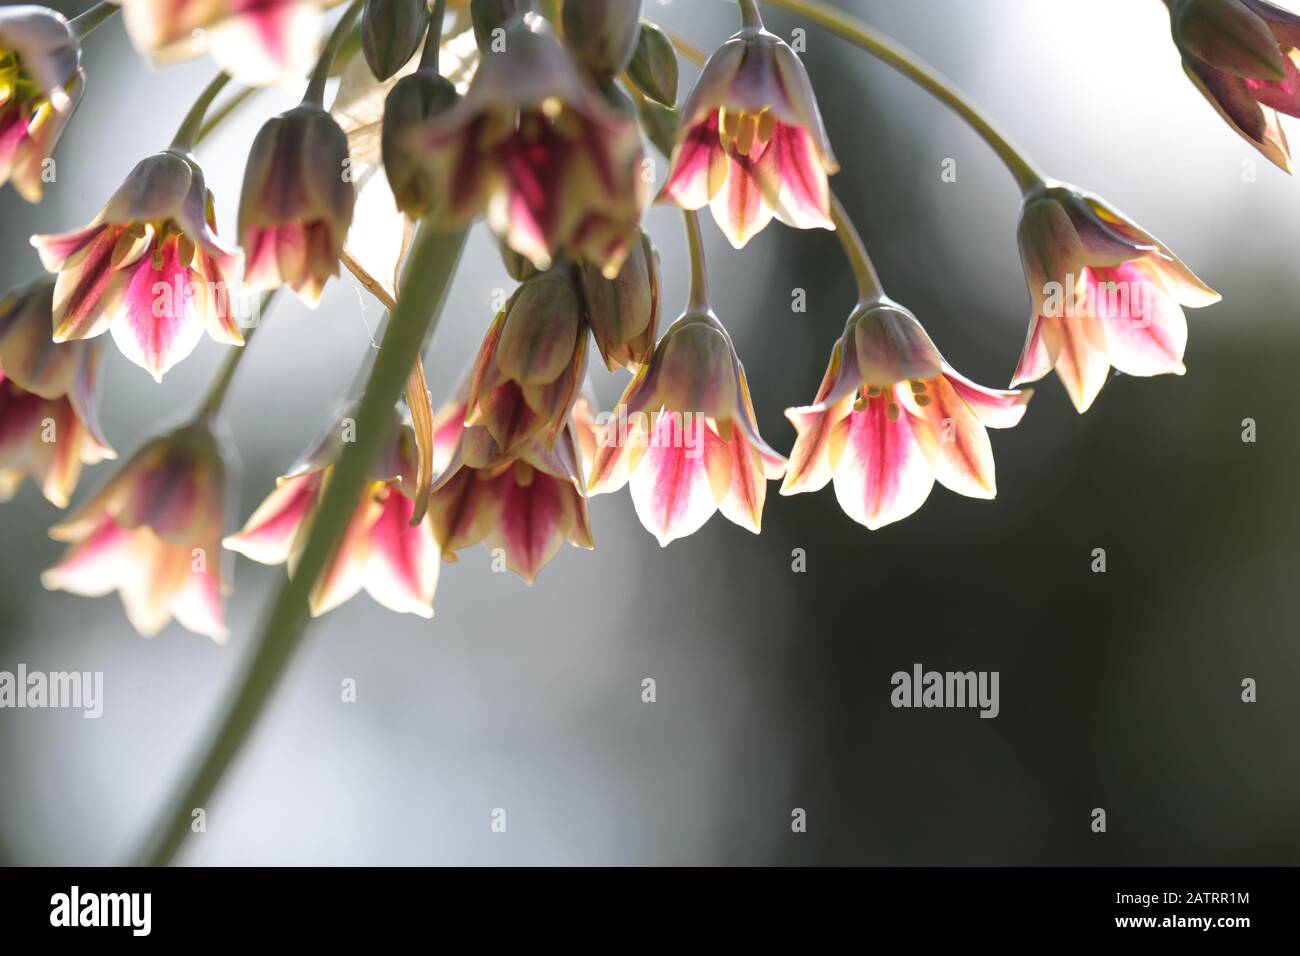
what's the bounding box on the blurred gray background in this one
[2,0,1298,865]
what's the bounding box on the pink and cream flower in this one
[0,276,114,507]
[239,104,355,306]
[31,149,244,382]
[42,423,230,642]
[465,270,589,456]
[587,311,786,546]
[783,301,1031,530]
[657,17,838,249]
[0,5,85,203]
[410,18,646,276]
[224,418,440,619]
[1014,182,1220,413]
[1166,0,1300,171]
[118,0,321,87]
[428,417,594,585]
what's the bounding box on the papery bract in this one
[31,149,244,381]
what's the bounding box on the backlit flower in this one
[239,104,355,306]
[42,423,229,642]
[31,149,244,382]
[1167,0,1300,171]
[588,311,786,546]
[410,18,646,275]
[1014,182,1220,413]
[0,276,113,506]
[782,300,1031,530]
[118,0,321,87]
[223,417,440,619]
[658,17,838,248]
[428,416,594,585]
[0,5,84,202]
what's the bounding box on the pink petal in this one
[828,397,934,530]
[943,369,1032,429]
[490,465,572,585]
[660,113,726,210]
[363,488,439,616]
[771,123,833,231]
[718,421,769,533]
[908,378,997,500]
[110,237,206,381]
[629,412,731,546]
[223,473,319,565]
[709,146,779,249]
[781,398,849,496]
[1090,262,1188,378]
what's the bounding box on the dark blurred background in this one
[1,0,1298,865]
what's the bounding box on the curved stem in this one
[134,223,468,867]
[304,0,364,106]
[763,0,1046,196]
[420,0,450,72]
[682,210,711,313]
[194,291,279,423]
[828,193,883,304]
[170,72,232,153]
[69,1,118,41]
[194,86,262,146]
[738,0,764,31]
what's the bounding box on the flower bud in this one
[579,229,659,371]
[382,70,460,220]
[499,237,540,281]
[626,20,678,106]
[239,105,356,306]
[471,0,529,49]
[561,0,641,76]
[362,0,430,80]
[0,5,85,203]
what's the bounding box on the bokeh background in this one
[2,0,1298,865]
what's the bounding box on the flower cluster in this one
[0,0,1251,641]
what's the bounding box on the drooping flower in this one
[118,0,321,87]
[427,416,594,585]
[409,17,646,275]
[0,276,114,506]
[588,311,786,546]
[42,423,230,642]
[783,300,1031,530]
[578,228,660,372]
[466,270,588,455]
[0,5,85,203]
[239,104,355,306]
[1014,182,1220,413]
[223,416,440,619]
[657,15,838,248]
[1166,0,1300,171]
[31,149,244,382]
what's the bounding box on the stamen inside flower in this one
[717,106,775,157]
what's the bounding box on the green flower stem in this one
[764,0,1047,196]
[68,1,119,41]
[135,223,469,867]
[194,292,280,423]
[194,86,262,147]
[738,0,764,31]
[828,193,883,304]
[421,0,450,72]
[683,209,711,312]
[304,0,365,107]
[170,72,232,153]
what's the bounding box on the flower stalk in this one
[170,72,233,153]
[304,0,365,107]
[194,292,279,423]
[683,210,710,313]
[135,222,468,866]
[68,1,118,42]
[764,0,1046,195]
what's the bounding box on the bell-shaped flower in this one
[578,229,660,372]
[118,0,321,87]
[427,414,593,585]
[1167,0,1300,171]
[657,17,838,248]
[41,423,230,642]
[783,300,1031,530]
[466,270,588,456]
[0,276,114,506]
[31,149,244,382]
[239,104,355,306]
[1014,182,1220,413]
[224,416,440,619]
[0,5,84,203]
[587,311,786,546]
[410,18,646,276]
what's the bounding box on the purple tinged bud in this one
[561,0,642,77]
[362,0,430,81]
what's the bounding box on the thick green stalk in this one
[170,73,232,153]
[135,223,468,866]
[764,0,1046,195]
[304,0,364,106]
[69,1,118,41]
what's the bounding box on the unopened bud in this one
[362,0,430,80]
[580,230,659,371]
[382,71,460,219]
[626,20,677,106]
[561,0,642,77]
